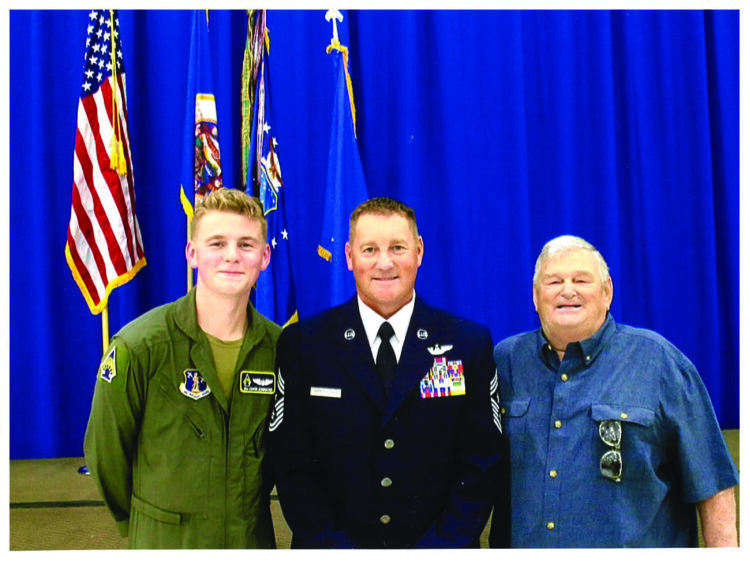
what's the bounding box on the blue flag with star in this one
[318,25,369,307]
[245,11,298,327]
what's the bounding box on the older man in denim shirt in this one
[489,235,738,548]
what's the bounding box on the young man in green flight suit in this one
[84,189,280,548]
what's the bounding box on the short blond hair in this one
[191,189,267,241]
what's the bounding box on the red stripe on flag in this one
[66,227,101,307]
[100,77,139,264]
[69,166,110,290]
[78,95,130,275]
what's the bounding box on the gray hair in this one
[533,235,610,288]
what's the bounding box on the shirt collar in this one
[357,291,416,349]
[538,312,616,367]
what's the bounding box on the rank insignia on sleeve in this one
[180,369,211,400]
[269,370,285,432]
[239,371,276,394]
[99,347,117,383]
[419,357,466,398]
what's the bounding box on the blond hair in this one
[191,189,267,241]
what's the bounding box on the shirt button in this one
[554,420,562,429]
[381,477,393,487]
[380,515,391,525]
[560,374,568,382]
[384,439,395,449]
[547,522,555,530]
[549,469,558,478]
[620,412,629,420]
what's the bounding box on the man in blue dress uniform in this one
[269,197,503,548]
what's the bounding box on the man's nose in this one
[224,243,240,260]
[375,251,394,269]
[561,279,576,296]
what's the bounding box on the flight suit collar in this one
[172,287,270,413]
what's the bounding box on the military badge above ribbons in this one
[420,357,466,398]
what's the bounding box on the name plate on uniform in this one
[310,387,342,398]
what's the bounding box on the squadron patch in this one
[239,371,276,394]
[99,347,117,383]
[180,369,211,400]
[420,357,466,398]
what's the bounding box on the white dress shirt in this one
[357,292,416,364]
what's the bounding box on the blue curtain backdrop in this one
[9,10,738,459]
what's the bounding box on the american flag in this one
[66,9,145,315]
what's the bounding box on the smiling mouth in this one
[556,304,582,310]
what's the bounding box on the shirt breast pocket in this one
[500,399,531,469]
[591,403,656,481]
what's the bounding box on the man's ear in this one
[345,242,354,271]
[185,241,197,269]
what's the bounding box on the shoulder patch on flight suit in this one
[239,371,276,394]
[98,346,117,383]
[180,369,211,400]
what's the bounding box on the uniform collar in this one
[357,291,416,353]
[173,286,267,349]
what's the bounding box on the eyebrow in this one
[542,270,595,279]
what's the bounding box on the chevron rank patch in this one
[99,346,117,383]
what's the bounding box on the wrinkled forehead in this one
[541,248,600,275]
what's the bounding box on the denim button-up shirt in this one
[491,314,738,548]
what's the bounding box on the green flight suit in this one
[84,288,281,549]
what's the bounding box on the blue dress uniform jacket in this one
[268,296,503,549]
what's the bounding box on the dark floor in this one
[9,430,739,550]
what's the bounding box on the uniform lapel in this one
[331,298,386,408]
[382,298,435,424]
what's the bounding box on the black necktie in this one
[376,322,397,394]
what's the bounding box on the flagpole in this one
[187,216,194,292]
[102,305,110,352]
